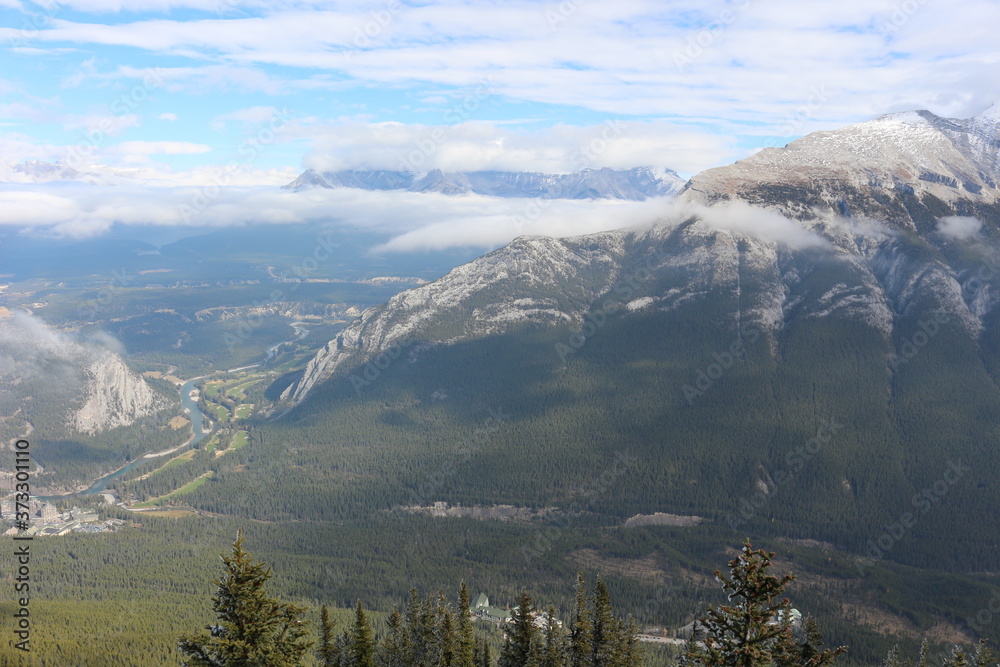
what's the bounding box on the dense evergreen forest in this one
[7,203,1000,664]
[1,511,995,666]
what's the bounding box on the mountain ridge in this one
[279,107,1000,408]
[283,166,686,200]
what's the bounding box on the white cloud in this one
[158,112,178,121]
[113,140,211,154]
[109,141,212,163]
[299,120,732,176]
[213,106,279,124]
[683,200,830,250]
[1,0,998,196]
[20,0,1000,134]
[0,181,674,253]
[936,215,983,241]
[63,113,140,136]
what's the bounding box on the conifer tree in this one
[406,588,425,667]
[945,647,970,667]
[973,640,995,667]
[788,616,841,667]
[440,608,457,667]
[569,574,593,667]
[177,530,312,666]
[619,617,642,667]
[542,605,567,667]
[591,577,618,667]
[457,582,477,667]
[349,600,375,667]
[686,539,844,667]
[319,604,339,667]
[377,608,408,667]
[882,644,901,667]
[500,589,541,667]
[480,637,493,667]
[917,638,929,667]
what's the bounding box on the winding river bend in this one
[53,322,306,498]
[74,376,211,496]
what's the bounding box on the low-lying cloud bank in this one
[0,181,676,253]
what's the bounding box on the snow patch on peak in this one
[974,104,1000,124]
[874,110,934,127]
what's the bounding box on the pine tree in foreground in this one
[499,589,541,667]
[350,600,376,667]
[320,604,339,666]
[686,539,844,667]
[177,529,312,666]
[457,582,477,667]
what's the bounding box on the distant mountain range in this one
[283,166,687,200]
[5,160,137,185]
[272,106,1000,571]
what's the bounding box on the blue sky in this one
[0,0,998,245]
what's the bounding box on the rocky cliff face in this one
[73,352,165,434]
[0,313,166,440]
[281,107,1000,408]
[684,107,1000,214]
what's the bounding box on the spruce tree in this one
[917,638,929,667]
[882,644,901,667]
[591,577,618,667]
[440,609,457,667]
[569,574,593,667]
[319,604,339,666]
[500,589,541,667]
[481,638,493,667]
[542,605,567,667]
[619,617,642,667]
[686,539,844,667]
[177,530,312,666]
[973,640,995,667]
[406,588,425,667]
[377,608,408,667]
[349,600,375,667]
[457,582,477,667]
[788,616,842,667]
[946,647,970,667]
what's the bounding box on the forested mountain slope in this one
[262,107,1000,572]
